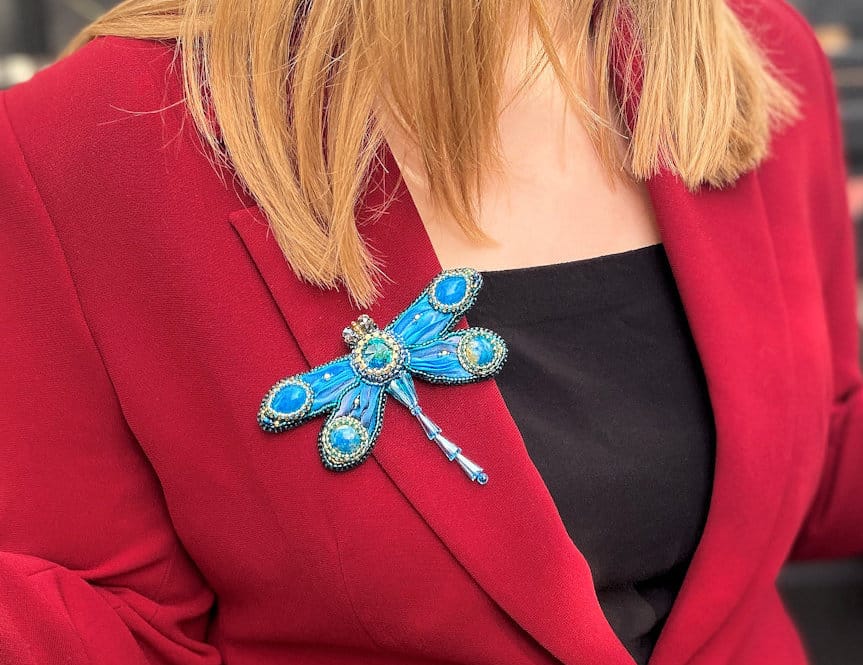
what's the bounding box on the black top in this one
[466,243,716,665]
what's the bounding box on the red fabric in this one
[0,2,860,663]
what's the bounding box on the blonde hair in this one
[64,0,797,307]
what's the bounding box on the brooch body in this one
[258,268,507,484]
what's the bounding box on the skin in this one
[381,21,662,272]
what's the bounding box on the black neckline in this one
[478,243,665,277]
[468,243,678,324]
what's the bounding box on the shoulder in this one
[728,2,846,217]
[0,35,248,293]
[0,36,201,218]
[2,35,181,131]
[0,33,252,245]
[2,35,183,155]
[731,0,830,79]
[730,0,839,143]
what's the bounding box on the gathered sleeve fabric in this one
[0,91,221,665]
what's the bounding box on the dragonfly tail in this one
[414,409,488,484]
[388,374,489,484]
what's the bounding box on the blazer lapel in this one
[229,145,635,665]
[646,170,795,665]
[229,145,794,665]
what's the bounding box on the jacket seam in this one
[776,0,853,266]
[1,71,194,615]
[775,0,863,554]
[1,90,137,445]
[332,532,388,652]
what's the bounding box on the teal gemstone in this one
[329,423,363,454]
[362,338,394,369]
[271,382,309,415]
[465,334,496,368]
[434,275,468,306]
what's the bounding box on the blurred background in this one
[1,1,861,663]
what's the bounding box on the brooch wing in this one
[386,268,482,345]
[317,381,387,471]
[258,268,508,484]
[257,356,356,432]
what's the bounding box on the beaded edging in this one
[257,268,507,484]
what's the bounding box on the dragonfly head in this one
[344,314,409,385]
[342,314,379,348]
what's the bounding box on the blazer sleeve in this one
[0,94,221,664]
[790,37,863,560]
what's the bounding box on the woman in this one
[1,1,860,664]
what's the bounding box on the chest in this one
[67,136,836,665]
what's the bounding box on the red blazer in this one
[1,3,861,664]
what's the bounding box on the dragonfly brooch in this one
[257,268,507,484]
